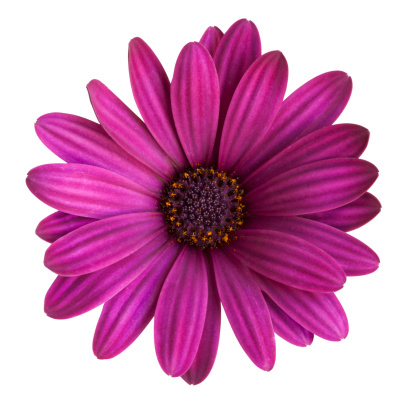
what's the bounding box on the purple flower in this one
[27,19,380,385]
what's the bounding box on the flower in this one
[27,19,380,385]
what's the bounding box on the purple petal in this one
[303,192,381,232]
[200,26,223,57]
[93,241,181,359]
[36,211,97,243]
[238,71,352,176]
[182,258,221,385]
[171,42,220,167]
[212,18,261,159]
[26,163,157,219]
[246,158,379,216]
[242,124,369,192]
[257,276,349,341]
[35,113,163,190]
[264,294,314,347]
[212,249,275,371]
[219,51,289,172]
[154,246,208,377]
[87,79,175,179]
[129,38,187,167]
[246,216,379,276]
[231,229,346,292]
[44,212,165,276]
[45,232,172,319]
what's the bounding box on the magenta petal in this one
[212,249,275,371]
[182,260,221,385]
[200,26,223,57]
[93,241,181,359]
[219,51,289,172]
[242,124,369,191]
[231,229,346,292]
[129,38,187,168]
[246,158,378,216]
[36,211,97,243]
[246,216,379,276]
[26,164,157,219]
[303,192,381,232]
[258,276,348,341]
[154,246,208,377]
[44,212,165,276]
[264,294,314,347]
[239,71,352,175]
[35,113,163,190]
[87,79,175,179]
[213,19,261,158]
[171,42,220,167]
[45,233,171,319]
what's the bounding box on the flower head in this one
[27,19,380,385]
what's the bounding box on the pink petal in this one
[36,211,97,243]
[264,294,314,347]
[246,158,378,216]
[246,216,379,276]
[93,241,182,359]
[128,38,187,167]
[44,212,165,276]
[219,51,289,172]
[182,259,221,385]
[154,246,208,377]
[212,18,261,159]
[87,79,176,179]
[45,232,172,319]
[212,249,275,371]
[242,123,369,192]
[303,192,381,232]
[238,71,352,176]
[35,113,163,190]
[26,163,158,219]
[257,276,349,341]
[231,229,346,292]
[171,42,220,167]
[200,26,223,57]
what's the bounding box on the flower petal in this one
[44,212,165,276]
[246,216,379,276]
[93,241,181,359]
[35,113,163,190]
[45,232,171,319]
[231,229,346,292]
[200,26,223,57]
[242,124,369,192]
[238,71,352,176]
[213,18,261,158]
[26,164,158,219]
[219,51,288,172]
[257,276,349,341]
[36,211,97,243]
[129,38,187,167]
[182,259,221,385]
[155,246,208,377]
[303,192,381,232]
[171,42,220,167]
[246,158,378,216]
[264,293,314,347]
[87,79,175,179]
[212,249,275,371]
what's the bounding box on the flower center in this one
[161,167,245,249]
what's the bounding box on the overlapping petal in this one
[155,246,208,377]
[44,212,165,276]
[200,26,223,57]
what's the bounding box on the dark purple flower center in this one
[161,167,245,249]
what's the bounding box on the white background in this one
[1,0,413,413]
